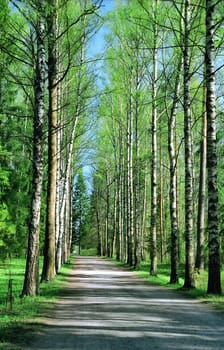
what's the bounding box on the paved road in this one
[26,256,224,350]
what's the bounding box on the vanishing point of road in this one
[25,256,224,350]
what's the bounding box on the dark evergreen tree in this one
[72,170,89,254]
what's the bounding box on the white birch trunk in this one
[206,0,221,294]
[150,0,158,276]
[183,0,195,289]
[41,0,57,282]
[21,13,45,296]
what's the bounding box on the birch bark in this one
[21,11,45,296]
[183,0,195,289]
[41,0,57,282]
[206,0,221,294]
[150,0,158,276]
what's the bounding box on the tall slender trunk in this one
[57,136,72,269]
[168,54,183,284]
[56,105,79,271]
[41,0,58,282]
[134,60,141,270]
[95,186,102,256]
[118,167,124,260]
[115,136,121,261]
[118,124,125,261]
[150,0,158,276]
[195,78,207,271]
[206,0,221,294]
[68,182,73,258]
[63,172,72,263]
[159,132,164,263]
[105,170,110,256]
[21,14,45,297]
[183,0,195,289]
[127,71,134,266]
[55,1,61,271]
[123,142,128,262]
[113,181,117,258]
[141,159,148,260]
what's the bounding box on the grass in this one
[107,257,224,309]
[0,256,74,350]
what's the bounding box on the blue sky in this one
[101,0,114,14]
[88,0,114,58]
[83,0,114,191]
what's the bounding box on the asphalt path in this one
[26,256,224,350]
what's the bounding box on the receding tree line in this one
[0,0,223,297]
[0,0,102,296]
[88,0,224,295]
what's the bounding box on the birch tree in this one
[166,2,184,284]
[21,3,46,296]
[195,77,207,272]
[206,0,221,294]
[168,53,183,284]
[41,0,57,282]
[150,0,158,276]
[183,0,195,289]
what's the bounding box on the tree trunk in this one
[56,104,79,271]
[55,71,63,272]
[168,54,183,284]
[134,58,141,270]
[159,132,164,263]
[117,124,125,261]
[96,192,102,256]
[113,182,118,259]
[195,78,207,271]
[141,159,148,261]
[206,0,221,294]
[127,72,134,266]
[150,0,158,276]
[41,0,57,282]
[63,173,72,263]
[21,14,45,297]
[183,0,195,289]
[105,170,110,256]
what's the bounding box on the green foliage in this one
[0,114,31,258]
[0,146,16,258]
[0,0,9,43]
[80,248,98,256]
[0,147,10,194]
[0,0,33,258]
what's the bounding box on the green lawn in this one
[135,261,224,308]
[0,257,74,350]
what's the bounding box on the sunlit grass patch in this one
[108,257,224,308]
[137,261,224,307]
[0,255,74,349]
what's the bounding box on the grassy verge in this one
[0,256,74,350]
[107,258,224,309]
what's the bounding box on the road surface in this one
[25,256,224,349]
